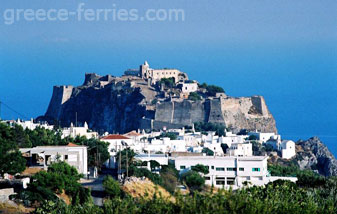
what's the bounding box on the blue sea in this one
[0,43,336,156]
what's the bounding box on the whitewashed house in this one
[15,118,54,130]
[19,143,88,175]
[62,122,98,139]
[172,156,297,190]
[101,134,135,168]
[280,140,296,159]
[228,143,253,157]
[248,131,280,143]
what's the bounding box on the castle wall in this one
[45,85,73,118]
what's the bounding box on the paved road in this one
[81,176,105,206]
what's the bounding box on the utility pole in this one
[0,100,2,121]
[118,146,122,180]
[126,149,128,178]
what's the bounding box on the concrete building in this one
[172,156,297,189]
[19,143,88,175]
[248,131,280,143]
[62,122,98,139]
[280,140,296,159]
[139,61,188,84]
[101,134,135,168]
[14,118,54,130]
[178,82,198,94]
[228,143,253,157]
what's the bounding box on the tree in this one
[72,136,110,168]
[0,123,26,176]
[159,78,175,88]
[181,171,205,192]
[103,176,121,198]
[188,92,201,101]
[23,162,90,205]
[205,85,225,96]
[194,122,226,136]
[160,132,177,140]
[191,164,209,174]
[202,148,214,156]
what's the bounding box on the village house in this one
[172,156,297,190]
[61,122,98,139]
[19,143,88,175]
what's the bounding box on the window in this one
[216,167,225,171]
[216,181,225,185]
[180,166,186,170]
[252,168,260,172]
[227,177,235,185]
[211,166,214,170]
[64,155,68,160]
[205,177,210,180]
[227,167,236,171]
[239,168,244,171]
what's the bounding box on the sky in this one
[0,0,336,153]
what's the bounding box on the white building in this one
[219,132,248,147]
[139,61,188,83]
[62,122,98,139]
[173,156,297,189]
[228,143,253,157]
[14,118,54,130]
[179,82,198,94]
[280,140,296,159]
[248,131,280,143]
[19,143,88,175]
[101,134,135,168]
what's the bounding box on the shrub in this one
[103,176,121,198]
[181,171,205,192]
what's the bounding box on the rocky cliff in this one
[269,137,337,176]
[295,137,337,176]
[39,73,277,134]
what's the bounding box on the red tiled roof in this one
[101,134,130,140]
[67,143,80,147]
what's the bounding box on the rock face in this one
[296,137,337,176]
[39,73,277,134]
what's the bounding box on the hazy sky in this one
[0,0,336,149]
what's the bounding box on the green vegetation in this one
[0,122,109,169]
[188,92,201,101]
[72,136,110,168]
[191,164,209,174]
[194,122,226,136]
[268,164,327,188]
[160,164,179,194]
[103,176,121,198]
[0,123,26,176]
[159,77,175,88]
[17,162,90,206]
[199,82,225,96]
[181,171,205,192]
[202,147,214,156]
[159,132,177,140]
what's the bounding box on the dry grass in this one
[122,178,173,201]
[57,190,71,205]
[0,202,33,214]
[21,167,43,176]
